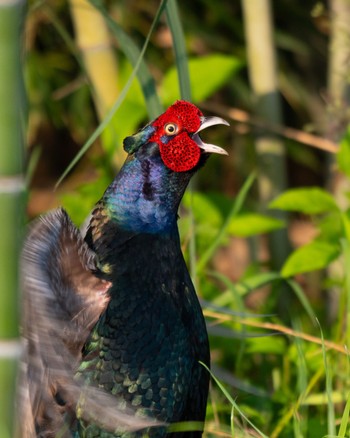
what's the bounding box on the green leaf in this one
[160,54,242,105]
[281,241,340,278]
[269,187,337,215]
[337,127,350,178]
[317,211,344,241]
[227,213,285,237]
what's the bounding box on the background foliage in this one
[17,0,350,436]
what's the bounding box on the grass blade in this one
[165,0,191,101]
[338,391,350,437]
[292,319,308,437]
[316,318,335,437]
[165,0,195,286]
[230,404,235,437]
[200,362,268,438]
[287,278,316,324]
[341,238,350,350]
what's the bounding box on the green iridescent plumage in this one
[19,101,228,437]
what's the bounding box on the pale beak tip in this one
[198,116,230,131]
[195,115,229,156]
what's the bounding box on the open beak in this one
[193,116,229,155]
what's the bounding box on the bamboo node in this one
[0,175,25,193]
[0,339,22,359]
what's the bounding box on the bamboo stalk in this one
[69,0,124,166]
[69,0,119,119]
[328,0,350,142]
[0,0,26,435]
[326,0,350,354]
[241,0,290,271]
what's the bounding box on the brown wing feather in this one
[18,208,164,437]
[18,208,111,437]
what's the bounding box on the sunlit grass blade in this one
[200,362,268,438]
[165,0,191,101]
[197,172,257,273]
[292,318,308,437]
[230,404,235,437]
[271,367,324,438]
[56,0,167,187]
[316,318,335,437]
[341,238,350,349]
[338,391,350,437]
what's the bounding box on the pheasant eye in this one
[164,123,178,136]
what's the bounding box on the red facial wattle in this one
[158,132,201,172]
[149,101,203,173]
[149,100,229,173]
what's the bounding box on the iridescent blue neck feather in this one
[102,142,193,235]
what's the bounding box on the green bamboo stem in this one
[69,0,125,166]
[328,0,350,139]
[327,0,350,346]
[241,0,290,271]
[0,0,26,436]
[69,0,120,119]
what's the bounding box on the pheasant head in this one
[89,100,229,242]
[123,99,228,172]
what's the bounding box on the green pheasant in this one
[19,100,228,437]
